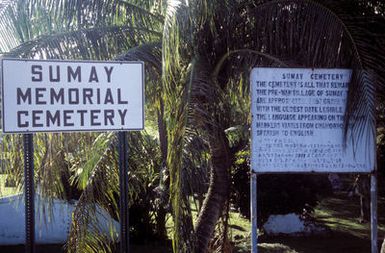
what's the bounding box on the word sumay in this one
[31,64,114,83]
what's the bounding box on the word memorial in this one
[251,68,375,173]
[2,59,144,133]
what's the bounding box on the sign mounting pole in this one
[23,133,35,253]
[251,172,258,253]
[370,172,378,253]
[250,65,258,253]
[118,131,129,253]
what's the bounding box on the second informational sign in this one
[1,59,144,133]
[251,68,375,173]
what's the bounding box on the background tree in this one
[0,0,167,252]
[0,1,384,253]
[163,1,384,252]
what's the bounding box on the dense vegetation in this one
[0,0,384,253]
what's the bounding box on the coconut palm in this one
[1,1,385,253]
[163,1,384,252]
[0,0,166,252]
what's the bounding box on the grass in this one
[228,211,252,252]
[314,193,380,238]
[250,192,384,253]
[157,191,385,253]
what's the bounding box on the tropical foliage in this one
[0,0,165,252]
[0,0,384,253]
[162,1,384,252]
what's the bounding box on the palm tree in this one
[0,0,167,252]
[1,1,384,253]
[163,0,384,252]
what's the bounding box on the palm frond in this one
[67,131,161,253]
[116,41,162,84]
[0,0,164,53]
[67,132,159,252]
[162,1,195,251]
[217,0,381,154]
[0,1,25,52]
[2,134,24,193]
[1,132,70,198]
[115,42,166,163]
[182,133,209,213]
[34,133,68,198]
[117,41,161,64]
[67,133,119,253]
[55,0,164,30]
[4,25,161,59]
[345,70,377,150]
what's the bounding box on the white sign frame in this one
[1,59,144,133]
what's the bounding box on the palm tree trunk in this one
[158,100,168,163]
[194,131,231,253]
[156,101,168,239]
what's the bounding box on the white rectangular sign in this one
[1,59,144,133]
[251,68,375,173]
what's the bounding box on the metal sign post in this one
[23,133,35,253]
[251,172,258,253]
[370,173,378,253]
[118,131,129,253]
